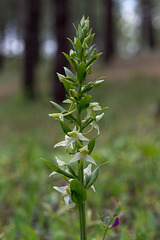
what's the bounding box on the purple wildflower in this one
[109,217,119,228]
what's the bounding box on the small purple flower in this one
[109,218,119,228]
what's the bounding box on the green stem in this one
[102,230,107,240]
[78,162,87,240]
[77,82,87,240]
[78,202,87,240]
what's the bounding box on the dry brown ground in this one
[105,50,160,81]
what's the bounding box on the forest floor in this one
[106,50,160,81]
[0,50,160,99]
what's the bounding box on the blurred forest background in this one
[1,0,160,239]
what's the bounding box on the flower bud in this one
[93,80,104,88]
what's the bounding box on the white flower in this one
[89,102,102,111]
[84,164,96,192]
[69,145,97,165]
[49,157,69,177]
[49,112,65,121]
[54,130,89,149]
[53,184,74,210]
[90,113,104,135]
[49,109,76,122]
[85,102,102,121]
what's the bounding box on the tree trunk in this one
[0,30,4,70]
[52,0,69,103]
[141,0,156,49]
[23,0,41,99]
[104,0,114,62]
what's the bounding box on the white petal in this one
[84,164,92,174]
[69,152,81,163]
[67,137,76,146]
[91,122,100,135]
[55,157,65,167]
[91,185,96,192]
[64,195,71,210]
[49,171,57,177]
[77,133,89,141]
[84,154,97,165]
[93,105,102,111]
[54,140,68,148]
[53,186,66,194]
[59,114,64,121]
[96,113,104,121]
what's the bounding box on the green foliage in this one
[85,166,99,190]
[70,180,87,204]
[77,95,91,113]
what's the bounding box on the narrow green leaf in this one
[50,101,65,113]
[41,158,74,179]
[77,62,86,84]
[57,73,66,82]
[86,52,103,68]
[113,205,121,217]
[67,37,75,49]
[70,180,87,204]
[60,79,70,92]
[81,82,93,94]
[82,117,93,130]
[85,166,99,190]
[83,18,90,34]
[77,24,84,43]
[85,33,95,47]
[88,137,96,155]
[63,52,78,71]
[85,162,108,190]
[80,15,85,28]
[75,37,83,60]
[104,216,111,225]
[78,95,91,113]
[64,67,75,80]
[66,164,78,179]
[60,121,72,135]
[62,52,72,66]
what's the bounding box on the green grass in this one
[0,61,160,239]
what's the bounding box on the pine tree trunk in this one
[0,31,4,70]
[23,0,41,99]
[104,0,114,62]
[52,0,69,103]
[141,0,156,49]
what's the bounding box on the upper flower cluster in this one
[43,16,107,210]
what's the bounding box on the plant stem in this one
[78,202,87,240]
[77,83,87,240]
[102,230,107,240]
[78,162,87,240]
